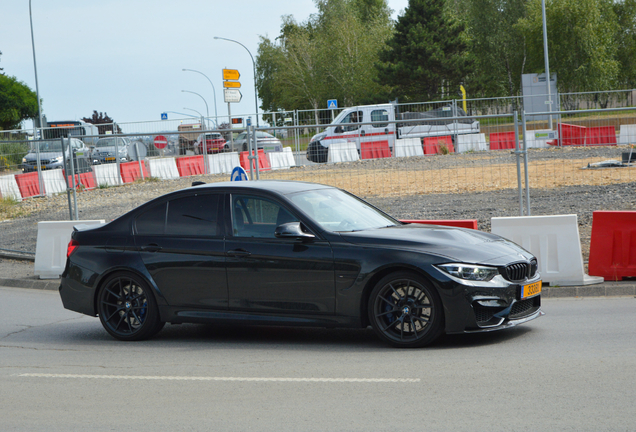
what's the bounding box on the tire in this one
[242,143,248,152]
[97,272,164,341]
[368,271,443,348]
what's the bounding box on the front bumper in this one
[307,141,328,163]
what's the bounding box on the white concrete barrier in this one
[0,174,22,202]
[34,220,106,279]
[207,152,240,175]
[394,138,424,158]
[619,124,636,145]
[269,147,297,170]
[491,214,603,286]
[328,141,359,163]
[41,169,67,196]
[93,164,122,186]
[147,157,179,180]
[525,129,556,149]
[456,133,487,153]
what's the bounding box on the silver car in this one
[234,131,283,152]
[92,137,131,164]
[21,138,91,173]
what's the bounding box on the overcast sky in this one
[1,0,409,130]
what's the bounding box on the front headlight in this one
[50,156,63,163]
[437,263,498,281]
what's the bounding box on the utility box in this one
[521,73,558,121]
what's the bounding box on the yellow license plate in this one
[105,157,116,161]
[522,281,542,299]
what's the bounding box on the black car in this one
[60,181,542,347]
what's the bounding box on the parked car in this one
[91,137,132,164]
[21,138,92,174]
[60,181,543,347]
[234,131,282,152]
[195,133,227,154]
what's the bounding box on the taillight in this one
[67,239,79,258]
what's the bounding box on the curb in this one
[1,277,635,298]
[0,277,60,291]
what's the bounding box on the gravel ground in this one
[1,146,635,274]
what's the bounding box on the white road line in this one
[18,373,419,383]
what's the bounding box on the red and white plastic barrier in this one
[394,138,424,158]
[147,157,179,180]
[93,164,122,186]
[328,141,359,163]
[208,152,241,175]
[0,174,22,201]
[269,147,296,170]
[588,211,636,281]
[41,170,67,196]
[456,133,487,153]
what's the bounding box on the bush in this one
[0,141,29,171]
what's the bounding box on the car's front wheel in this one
[368,272,443,348]
[97,272,164,341]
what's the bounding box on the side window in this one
[136,202,167,235]
[167,193,220,237]
[340,111,363,132]
[232,195,297,238]
[370,109,389,128]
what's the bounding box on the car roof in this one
[190,180,335,195]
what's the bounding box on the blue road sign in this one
[327,99,338,109]
[161,113,168,120]
[230,166,249,181]
[246,118,252,126]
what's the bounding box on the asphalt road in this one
[1,287,635,431]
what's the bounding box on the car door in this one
[135,191,227,309]
[334,110,363,148]
[225,194,335,314]
[360,107,394,153]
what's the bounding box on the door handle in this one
[140,244,162,253]
[227,249,252,257]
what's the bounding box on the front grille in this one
[510,297,540,319]
[504,259,538,282]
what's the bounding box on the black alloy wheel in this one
[368,272,443,348]
[97,272,164,341]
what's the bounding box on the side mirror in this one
[275,222,315,240]
[335,125,343,134]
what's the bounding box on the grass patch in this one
[0,196,24,219]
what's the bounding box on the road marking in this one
[18,373,419,383]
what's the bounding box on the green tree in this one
[516,0,620,95]
[614,0,636,88]
[81,110,121,134]
[456,0,529,98]
[376,0,471,102]
[0,74,38,130]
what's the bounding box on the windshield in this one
[289,189,399,232]
[34,140,64,152]
[96,138,126,148]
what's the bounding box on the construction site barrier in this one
[41,170,66,196]
[489,131,516,150]
[423,136,454,155]
[208,152,241,175]
[93,164,122,187]
[402,219,478,229]
[328,141,359,163]
[147,157,180,180]
[15,171,41,198]
[0,174,22,201]
[34,220,105,279]
[176,155,205,177]
[120,161,149,183]
[240,149,271,172]
[525,130,555,149]
[619,124,636,145]
[548,123,586,146]
[66,171,97,190]
[491,214,603,286]
[588,211,636,281]
[269,147,296,170]
[360,140,391,160]
[456,133,487,153]
[585,126,617,146]
[394,138,424,158]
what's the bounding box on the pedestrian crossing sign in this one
[327,99,338,109]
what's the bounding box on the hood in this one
[339,224,533,265]
[310,131,327,142]
[94,146,126,153]
[24,151,67,161]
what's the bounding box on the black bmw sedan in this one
[60,180,542,347]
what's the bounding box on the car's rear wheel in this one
[97,272,164,341]
[368,272,443,348]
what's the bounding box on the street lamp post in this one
[184,107,203,117]
[213,36,259,127]
[182,69,218,127]
[181,90,209,128]
[541,0,553,129]
[29,0,44,133]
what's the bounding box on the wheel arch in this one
[359,265,445,329]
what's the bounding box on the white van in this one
[306,103,479,163]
